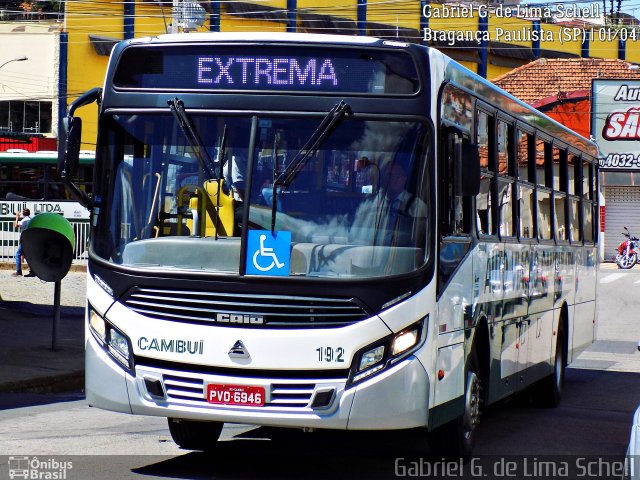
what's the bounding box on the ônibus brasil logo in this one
[7,456,73,479]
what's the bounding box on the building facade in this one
[0,21,60,150]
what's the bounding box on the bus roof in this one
[435,49,598,157]
[128,32,386,47]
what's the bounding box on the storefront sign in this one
[592,79,640,170]
[0,200,90,219]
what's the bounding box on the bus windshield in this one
[93,113,431,278]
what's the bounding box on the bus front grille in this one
[159,373,331,410]
[122,288,370,328]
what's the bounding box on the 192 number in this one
[316,346,345,363]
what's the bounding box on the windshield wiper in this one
[167,97,218,180]
[275,100,351,188]
[270,100,351,232]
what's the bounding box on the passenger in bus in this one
[351,162,427,246]
[327,163,341,184]
[380,163,428,242]
[13,208,33,277]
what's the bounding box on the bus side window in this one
[516,130,535,239]
[497,120,514,238]
[568,154,581,242]
[554,147,567,241]
[475,110,494,236]
[441,131,471,237]
[583,159,596,243]
[536,138,552,240]
[439,129,472,294]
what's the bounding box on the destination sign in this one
[197,57,339,89]
[113,46,419,95]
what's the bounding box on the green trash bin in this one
[21,213,76,282]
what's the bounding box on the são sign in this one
[592,79,640,170]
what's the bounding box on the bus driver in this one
[352,162,428,247]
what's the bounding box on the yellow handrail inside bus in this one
[202,179,234,237]
[144,172,162,238]
[177,184,201,236]
[176,182,235,237]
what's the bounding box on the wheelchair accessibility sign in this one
[246,230,291,276]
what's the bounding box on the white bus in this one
[59,33,598,457]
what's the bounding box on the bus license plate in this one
[206,384,265,407]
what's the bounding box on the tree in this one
[0,0,62,19]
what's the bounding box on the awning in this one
[224,1,288,23]
[0,131,38,142]
[539,49,580,59]
[298,12,356,35]
[89,34,119,56]
[488,41,535,60]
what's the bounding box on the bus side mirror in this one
[57,87,102,211]
[58,116,82,177]
[455,142,480,197]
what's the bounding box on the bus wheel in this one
[167,418,223,451]
[536,329,565,407]
[428,349,481,458]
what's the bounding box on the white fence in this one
[0,220,90,265]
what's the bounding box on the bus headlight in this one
[358,345,385,371]
[348,317,427,387]
[392,328,419,356]
[108,328,131,366]
[89,309,107,343]
[88,306,134,373]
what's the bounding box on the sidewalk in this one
[0,269,86,393]
[600,261,619,270]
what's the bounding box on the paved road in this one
[0,265,639,480]
[0,367,637,480]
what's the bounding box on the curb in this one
[0,262,87,273]
[0,371,84,394]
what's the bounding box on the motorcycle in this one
[614,226,639,269]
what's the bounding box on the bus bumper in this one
[86,333,430,430]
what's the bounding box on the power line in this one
[3,0,640,39]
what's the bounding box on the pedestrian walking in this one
[13,208,34,276]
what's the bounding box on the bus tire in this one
[167,418,223,451]
[535,328,565,407]
[428,347,481,458]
